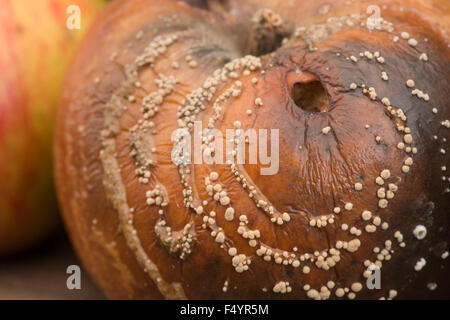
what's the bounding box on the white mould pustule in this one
[412,225,427,240]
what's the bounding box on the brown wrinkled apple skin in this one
[55,0,450,299]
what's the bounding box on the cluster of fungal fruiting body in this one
[55,0,450,300]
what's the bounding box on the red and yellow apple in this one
[0,0,106,255]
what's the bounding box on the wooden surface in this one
[0,232,105,300]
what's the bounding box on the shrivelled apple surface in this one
[55,0,450,299]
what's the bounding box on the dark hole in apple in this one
[291,80,330,113]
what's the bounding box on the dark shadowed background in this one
[0,232,104,300]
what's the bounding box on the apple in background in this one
[0,0,106,255]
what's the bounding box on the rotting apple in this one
[0,0,106,255]
[55,0,450,299]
